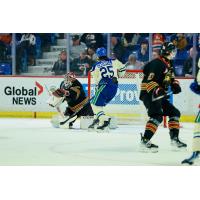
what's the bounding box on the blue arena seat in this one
[0,62,12,75]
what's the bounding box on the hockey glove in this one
[163,75,171,88]
[190,81,200,95]
[171,80,181,94]
[163,70,173,89]
[52,88,70,97]
[153,87,165,99]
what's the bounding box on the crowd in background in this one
[0,33,200,77]
[111,33,200,77]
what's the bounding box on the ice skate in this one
[96,118,111,133]
[139,133,158,153]
[69,122,73,129]
[181,151,200,165]
[88,118,99,132]
[171,137,187,151]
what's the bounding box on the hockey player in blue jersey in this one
[182,67,200,165]
[88,47,125,131]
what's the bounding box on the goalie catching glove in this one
[47,88,69,108]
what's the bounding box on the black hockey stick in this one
[152,91,173,102]
[60,97,94,125]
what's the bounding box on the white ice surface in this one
[0,118,196,165]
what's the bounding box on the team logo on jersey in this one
[147,73,155,80]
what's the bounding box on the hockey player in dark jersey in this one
[139,42,187,152]
[50,72,94,128]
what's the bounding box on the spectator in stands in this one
[124,54,143,70]
[111,34,125,63]
[152,49,160,59]
[16,33,36,73]
[122,33,141,47]
[51,50,67,75]
[86,45,98,61]
[80,33,104,49]
[70,51,94,76]
[152,33,165,51]
[196,34,200,56]
[38,33,56,51]
[171,33,188,60]
[137,33,149,44]
[70,34,87,61]
[0,33,12,61]
[137,39,149,64]
[175,33,188,50]
[183,47,198,77]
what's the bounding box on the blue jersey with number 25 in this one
[91,59,114,85]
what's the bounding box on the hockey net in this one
[88,69,148,125]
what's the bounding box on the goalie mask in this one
[64,72,76,89]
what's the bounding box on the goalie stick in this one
[44,84,65,118]
[60,97,94,125]
[152,91,173,102]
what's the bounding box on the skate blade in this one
[139,146,158,153]
[96,127,109,133]
[88,128,96,132]
[171,146,187,152]
[59,124,69,129]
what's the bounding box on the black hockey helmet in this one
[160,42,176,56]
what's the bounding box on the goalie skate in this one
[59,116,77,129]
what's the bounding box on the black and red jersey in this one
[140,56,175,99]
[60,79,88,112]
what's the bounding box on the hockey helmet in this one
[160,42,176,57]
[96,47,107,58]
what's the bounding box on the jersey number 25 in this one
[100,66,114,78]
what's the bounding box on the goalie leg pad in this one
[80,116,94,129]
[50,115,62,128]
[109,117,118,129]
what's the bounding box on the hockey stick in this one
[60,97,94,125]
[152,91,173,102]
[44,84,65,118]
